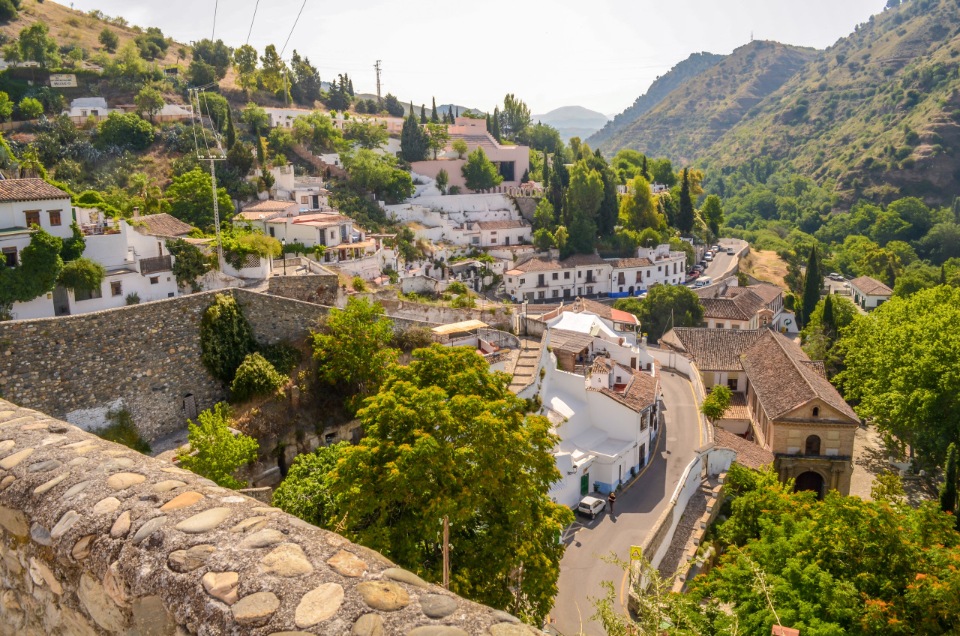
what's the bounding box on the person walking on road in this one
[608,491,616,516]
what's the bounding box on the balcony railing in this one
[140,255,173,275]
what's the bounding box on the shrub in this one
[259,342,302,375]
[394,326,434,352]
[97,112,155,151]
[125,292,141,305]
[701,385,733,420]
[230,352,288,402]
[200,293,256,383]
[57,257,105,292]
[18,97,43,120]
[351,276,367,292]
[93,408,150,454]
[176,403,259,489]
[450,294,476,308]
[447,281,468,295]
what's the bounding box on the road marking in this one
[686,379,703,448]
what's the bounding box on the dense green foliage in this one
[97,112,155,151]
[0,228,62,319]
[57,257,105,292]
[461,147,503,192]
[837,286,960,468]
[275,345,573,623]
[614,285,705,344]
[177,403,259,489]
[258,342,302,375]
[165,239,211,292]
[199,293,256,384]
[341,149,413,204]
[230,352,288,402]
[311,297,398,413]
[701,385,732,420]
[166,167,234,231]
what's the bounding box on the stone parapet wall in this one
[0,399,537,635]
[267,273,342,306]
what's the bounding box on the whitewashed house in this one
[849,276,893,310]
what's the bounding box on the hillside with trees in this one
[589,51,725,149]
[595,41,816,163]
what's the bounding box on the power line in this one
[246,0,260,45]
[211,0,219,40]
[279,0,308,58]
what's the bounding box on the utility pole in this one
[442,515,450,589]
[374,60,382,104]
[189,87,226,266]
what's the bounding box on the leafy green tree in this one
[134,86,164,124]
[800,245,822,327]
[166,238,211,292]
[837,286,960,468]
[177,403,259,489]
[97,112,155,150]
[425,122,449,159]
[940,442,958,517]
[230,352,287,402]
[565,160,603,226]
[198,92,230,133]
[0,91,12,122]
[98,27,119,53]
[17,96,42,120]
[289,50,322,105]
[233,44,259,94]
[452,138,468,159]
[312,297,399,412]
[701,385,733,420]
[344,119,388,149]
[199,293,256,383]
[462,147,503,192]
[501,93,531,139]
[187,59,216,87]
[619,175,659,231]
[291,111,343,153]
[341,149,413,203]
[57,257,105,292]
[435,168,448,194]
[272,442,349,526]
[0,0,19,23]
[192,38,232,80]
[701,194,724,237]
[0,228,63,318]
[166,167,234,231]
[533,198,556,232]
[286,345,572,623]
[18,22,60,68]
[383,93,404,117]
[60,222,86,262]
[241,102,269,137]
[614,285,704,344]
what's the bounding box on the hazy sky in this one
[65,0,888,116]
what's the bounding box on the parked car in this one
[711,245,720,252]
[829,272,844,281]
[704,253,714,262]
[727,247,735,255]
[688,271,701,279]
[577,496,606,519]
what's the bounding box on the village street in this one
[548,369,706,635]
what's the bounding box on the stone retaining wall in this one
[267,274,341,306]
[0,399,537,635]
[0,289,436,443]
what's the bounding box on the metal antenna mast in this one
[188,86,227,265]
[374,60,382,103]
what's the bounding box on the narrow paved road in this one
[548,370,704,635]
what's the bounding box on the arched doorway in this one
[795,471,825,499]
[805,435,821,455]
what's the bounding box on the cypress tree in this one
[941,264,948,286]
[448,105,454,122]
[542,150,550,186]
[492,106,502,142]
[677,168,695,234]
[801,245,822,327]
[821,294,836,339]
[641,155,650,181]
[401,107,427,162]
[431,97,439,123]
[940,442,958,517]
[420,104,427,124]
[225,108,237,149]
[485,113,492,134]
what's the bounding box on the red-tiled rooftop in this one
[0,178,70,202]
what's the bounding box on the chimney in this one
[132,206,141,218]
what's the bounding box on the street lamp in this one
[281,237,286,275]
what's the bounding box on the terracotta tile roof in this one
[850,275,893,296]
[0,179,70,202]
[720,392,751,420]
[560,253,611,268]
[591,357,612,375]
[613,257,654,268]
[548,329,595,355]
[595,365,660,413]
[701,289,766,321]
[511,257,563,273]
[292,214,351,228]
[475,220,527,230]
[745,282,783,305]
[740,330,859,423]
[132,213,195,237]
[513,253,610,273]
[242,200,298,212]
[713,427,775,470]
[660,328,765,371]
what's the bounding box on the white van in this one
[694,277,713,288]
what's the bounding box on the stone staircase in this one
[508,337,542,394]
